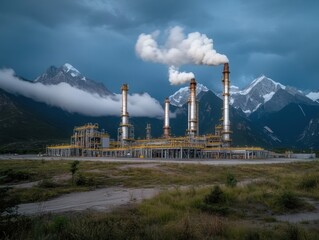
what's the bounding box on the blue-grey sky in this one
[0,0,318,100]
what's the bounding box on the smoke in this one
[136,26,228,85]
[0,68,164,118]
[168,66,194,85]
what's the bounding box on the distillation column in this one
[121,84,129,144]
[222,63,231,146]
[188,78,198,137]
[163,98,171,138]
[146,123,151,140]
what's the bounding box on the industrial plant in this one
[47,63,268,159]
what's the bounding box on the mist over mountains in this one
[0,64,164,118]
[0,63,318,152]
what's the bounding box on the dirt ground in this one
[18,187,160,215]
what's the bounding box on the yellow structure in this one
[47,123,109,157]
[47,63,269,159]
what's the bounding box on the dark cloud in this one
[0,0,318,101]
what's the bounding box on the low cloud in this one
[0,68,164,118]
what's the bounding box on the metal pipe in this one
[163,98,170,138]
[222,63,231,145]
[146,123,151,140]
[189,78,197,136]
[121,84,129,141]
[187,98,190,133]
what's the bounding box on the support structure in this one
[163,98,171,138]
[222,63,231,146]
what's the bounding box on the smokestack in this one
[188,78,197,136]
[222,63,231,146]
[121,84,129,142]
[146,123,151,140]
[163,98,170,138]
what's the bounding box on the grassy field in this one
[1,159,319,239]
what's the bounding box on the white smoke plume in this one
[0,68,164,118]
[136,26,228,85]
[168,66,194,85]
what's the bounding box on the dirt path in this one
[18,187,159,215]
[275,199,319,223]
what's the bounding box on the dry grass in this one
[1,159,319,239]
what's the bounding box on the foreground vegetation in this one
[1,159,319,239]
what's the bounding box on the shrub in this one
[0,186,19,217]
[283,224,306,240]
[70,160,80,183]
[0,169,32,183]
[299,174,318,190]
[199,186,229,215]
[50,216,68,232]
[244,230,260,240]
[273,191,303,211]
[204,186,226,205]
[37,179,59,188]
[75,174,86,186]
[226,173,237,187]
[74,174,96,187]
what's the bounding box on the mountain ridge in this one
[1,64,319,152]
[34,63,113,97]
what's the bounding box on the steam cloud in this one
[136,26,228,85]
[0,68,164,118]
[168,66,194,85]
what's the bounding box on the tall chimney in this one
[121,84,129,142]
[188,78,197,136]
[146,123,151,140]
[163,98,170,138]
[222,63,231,146]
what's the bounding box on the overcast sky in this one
[0,0,318,100]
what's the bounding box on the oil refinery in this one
[47,63,268,159]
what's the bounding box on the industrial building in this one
[47,63,269,159]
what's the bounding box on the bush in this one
[226,173,237,187]
[75,174,86,186]
[37,179,59,188]
[204,186,226,205]
[0,169,32,183]
[0,186,19,216]
[283,224,306,240]
[244,230,260,240]
[273,191,303,211]
[199,186,229,215]
[75,174,96,187]
[299,174,318,190]
[50,216,68,232]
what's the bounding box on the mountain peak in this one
[240,75,285,96]
[33,63,112,96]
[169,82,209,107]
[230,75,289,115]
[61,63,84,79]
[61,63,81,77]
[307,91,319,102]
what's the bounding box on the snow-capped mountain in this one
[169,83,209,107]
[35,63,113,96]
[230,75,285,115]
[307,91,319,103]
[231,75,315,115]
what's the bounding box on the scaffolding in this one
[47,123,109,157]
